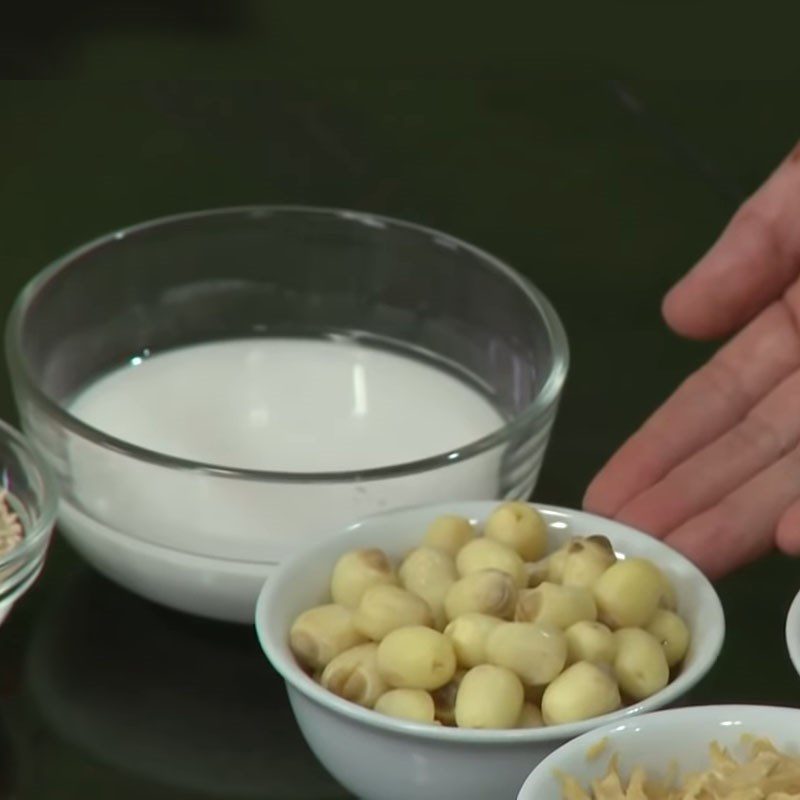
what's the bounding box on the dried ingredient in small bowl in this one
[560,736,800,799]
[288,502,692,729]
[0,489,22,556]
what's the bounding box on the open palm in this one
[585,142,800,579]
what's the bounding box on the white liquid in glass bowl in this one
[57,339,511,620]
[70,338,504,473]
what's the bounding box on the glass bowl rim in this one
[5,205,569,484]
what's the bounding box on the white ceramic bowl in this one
[786,588,800,678]
[518,704,800,798]
[255,501,725,800]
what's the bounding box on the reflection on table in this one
[0,712,16,798]
[24,567,351,799]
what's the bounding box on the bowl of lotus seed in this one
[255,500,725,800]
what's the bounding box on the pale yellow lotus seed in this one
[485,621,567,686]
[444,613,503,669]
[289,604,368,670]
[646,608,690,666]
[374,689,436,723]
[484,502,548,561]
[330,548,396,609]
[546,543,571,583]
[455,664,524,729]
[659,572,679,611]
[561,537,617,589]
[444,569,518,621]
[320,643,388,708]
[398,546,457,629]
[456,537,527,588]
[524,558,550,588]
[593,558,663,628]
[564,620,616,665]
[613,628,670,700]
[515,582,597,630]
[541,661,621,725]
[423,515,475,556]
[353,584,433,641]
[377,626,457,690]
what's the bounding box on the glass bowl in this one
[0,418,58,625]
[6,206,568,622]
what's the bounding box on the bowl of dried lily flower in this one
[0,418,58,624]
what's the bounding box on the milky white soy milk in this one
[62,339,505,568]
[70,339,503,473]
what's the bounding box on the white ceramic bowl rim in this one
[785,589,800,677]
[6,205,569,484]
[256,501,726,745]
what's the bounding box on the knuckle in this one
[696,357,752,412]
[733,412,783,458]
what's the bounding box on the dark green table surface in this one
[1,80,799,799]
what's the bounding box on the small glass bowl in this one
[0,418,58,624]
[6,206,568,622]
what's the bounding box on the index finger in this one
[583,300,800,518]
[663,140,800,340]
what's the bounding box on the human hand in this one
[584,141,800,579]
